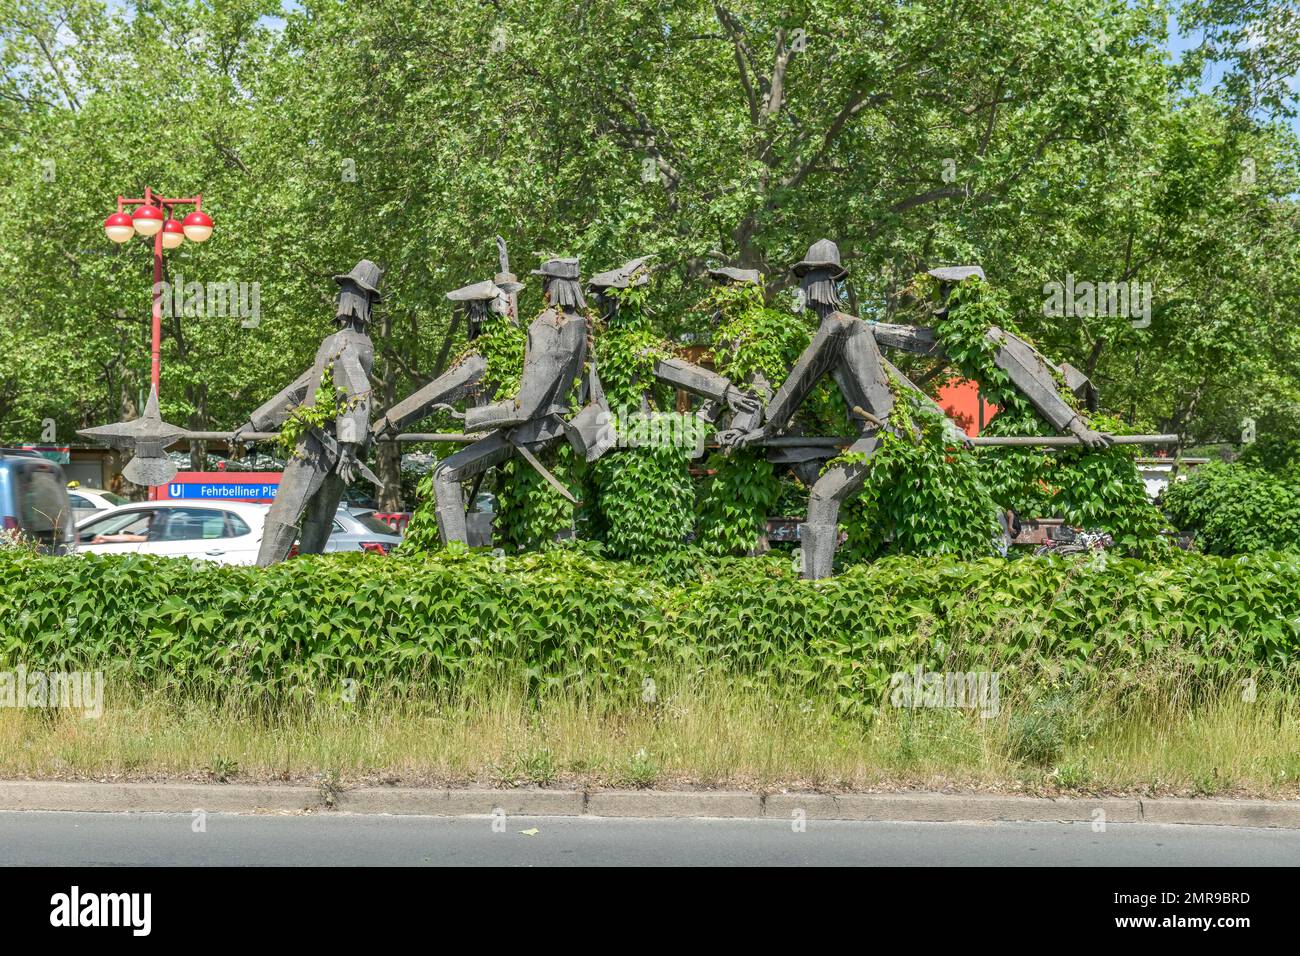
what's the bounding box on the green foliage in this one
[981,410,1171,557]
[1162,461,1300,555]
[591,445,695,558]
[1,0,1298,473]
[396,471,443,555]
[472,313,527,398]
[2,549,1296,713]
[694,451,783,556]
[708,282,807,385]
[494,442,583,551]
[927,277,1167,556]
[841,388,1001,563]
[277,361,352,458]
[593,315,668,413]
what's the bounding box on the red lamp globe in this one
[131,204,165,237]
[161,218,185,250]
[104,212,135,243]
[181,210,213,243]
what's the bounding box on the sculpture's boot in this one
[433,467,468,545]
[798,523,838,580]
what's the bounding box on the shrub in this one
[1,548,1295,712]
[1162,461,1300,555]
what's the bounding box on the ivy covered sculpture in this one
[420,257,594,547]
[583,256,761,557]
[232,259,382,566]
[729,240,1120,579]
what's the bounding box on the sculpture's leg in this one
[431,431,514,545]
[799,321,893,579]
[257,434,331,567]
[298,471,347,555]
[799,434,880,580]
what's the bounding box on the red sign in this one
[149,471,283,503]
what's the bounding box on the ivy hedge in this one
[1,547,1295,710]
[1162,461,1300,556]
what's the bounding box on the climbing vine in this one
[495,441,584,551]
[920,274,1167,556]
[278,359,362,458]
[840,376,1002,564]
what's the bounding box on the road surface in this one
[0,811,1295,865]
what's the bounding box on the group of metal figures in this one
[81,238,1125,579]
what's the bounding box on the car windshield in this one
[101,492,128,505]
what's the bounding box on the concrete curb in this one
[0,781,1296,828]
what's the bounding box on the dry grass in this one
[1,674,1296,798]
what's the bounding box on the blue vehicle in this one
[0,450,75,555]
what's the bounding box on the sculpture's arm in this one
[464,313,583,432]
[870,323,946,357]
[372,354,488,436]
[762,321,841,432]
[988,327,1111,446]
[242,367,314,433]
[651,356,762,431]
[332,342,373,445]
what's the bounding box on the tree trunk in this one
[376,310,403,511]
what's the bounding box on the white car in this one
[66,487,129,523]
[75,501,268,565]
[74,501,403,565]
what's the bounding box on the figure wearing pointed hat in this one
[723,239,899,578]
[231,259,382,566]
[582,256,762,453]
[373,238,526,438]
[425,256,594,546]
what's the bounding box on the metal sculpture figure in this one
[372,239,524,438]
[728,240,1116,579]
[869,265,1112,448]
[724,240,898,579]
[231,259,382,566]
[426,257,592,546]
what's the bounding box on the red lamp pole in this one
[104,187,214,394]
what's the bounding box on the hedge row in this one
[1,547,1297,709]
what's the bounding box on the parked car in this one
[66,486,129,523]
[327,506,403,554]
[75,501,267,565]
[0,451,75,554]
[75,501,402,564]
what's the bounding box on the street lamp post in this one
[103,186,214,394]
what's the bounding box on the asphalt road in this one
[0,811,1296,865]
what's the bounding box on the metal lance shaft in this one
[184,431,490,444]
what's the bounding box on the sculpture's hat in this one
[708,266,761,285]
[447,279,505,303]
[333,259,385,300]
[791,239,846,279]
[589,256,654,291]
[532,257,580,280]
[494,273,525,295]
[926,265,986,285]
